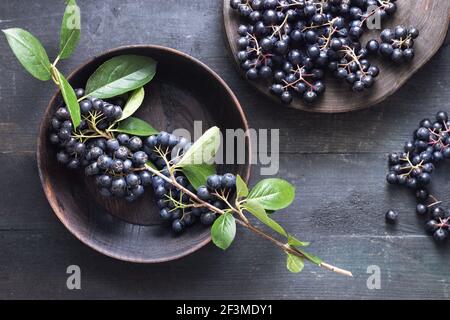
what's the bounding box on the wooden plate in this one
[223,0,450,113]
[37,45,251,263]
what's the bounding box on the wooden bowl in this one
[37,45,251,263]
[223,0,450,113]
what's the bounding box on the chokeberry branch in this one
[340,45,367,77]
[282,65,316,92]
[276,0,303,10]
[398,152,424,178]
[142,161,352,277]
[270,13,290,38]
[427,195,442,208]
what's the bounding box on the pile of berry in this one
[230,0,419,105]
[49,88,237,233]
[386,111,450,242]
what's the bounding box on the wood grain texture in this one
[223,0,450,113]
[0,0,449,299]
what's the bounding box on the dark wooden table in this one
[0,0,449,300]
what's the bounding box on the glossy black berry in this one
[139,171,152,186]
[416,189,429,201]
[366,39,379,53]
[431,207,446,220]
[197,186,211,201]
[385,210,399,223]
[200,212,216,225]
[85,162,99,176]
[386,172,398,184]
[114,146,129,160]
[97,175,112,188]
[106,139,120,151]
[160,208,172,221]
[416,204,428,216]
[126,173,140,187]
[75,88,85,98]
[128,136,143,151]
[56,151,70,164]
[79,100,92,114]
[172,219,185,233]
[117,134,130,145]
[425,220,439,234]
[132,151,148,166]
[434,229,448,242]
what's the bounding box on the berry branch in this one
[142,151,352,277]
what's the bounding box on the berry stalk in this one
[143,161,353,277]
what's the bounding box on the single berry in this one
[132,151,148,166]
[416,204,428,216]
[160,208,172,220]
[434,228,448,242]
[172,219,185,233]
[207,175,222,190]
[126,173,141,187]
[197,186,211,201]
[128,136,143,151]
[385,210,399,223]
[200,212,217,225]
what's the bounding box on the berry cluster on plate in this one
[230,0,419,105]
[386,111,450,242]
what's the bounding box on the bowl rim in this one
[36,44,252,263]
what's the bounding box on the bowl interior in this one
[38,46,250,263]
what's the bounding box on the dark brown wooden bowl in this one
[223,0,450,113]
[37,45,251,263]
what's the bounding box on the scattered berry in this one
[386,111,450,243]
[385,210,399,223]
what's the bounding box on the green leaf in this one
[236,174,248,198]
[211,213,236,250]
[54,68,81,128]
[176,126,221,167]
[287,235,310,247]
[181,164,216,190]
[145,161,157,171]
[115,117,158,136]
[244,199,287,237]
[59,0,80,59]
[286,253,304,273]
[248,178,295,211]
[2,28,51,81]
[297,249,323,266]
[85,55,157,99]
[118,87,145,121]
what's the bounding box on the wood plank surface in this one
[0,0,449,299]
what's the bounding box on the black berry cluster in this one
[229,0,397,104]
[368,25,419,63]
[49,88,239,233]
[50,88,124,172]
[386,111,450,242]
